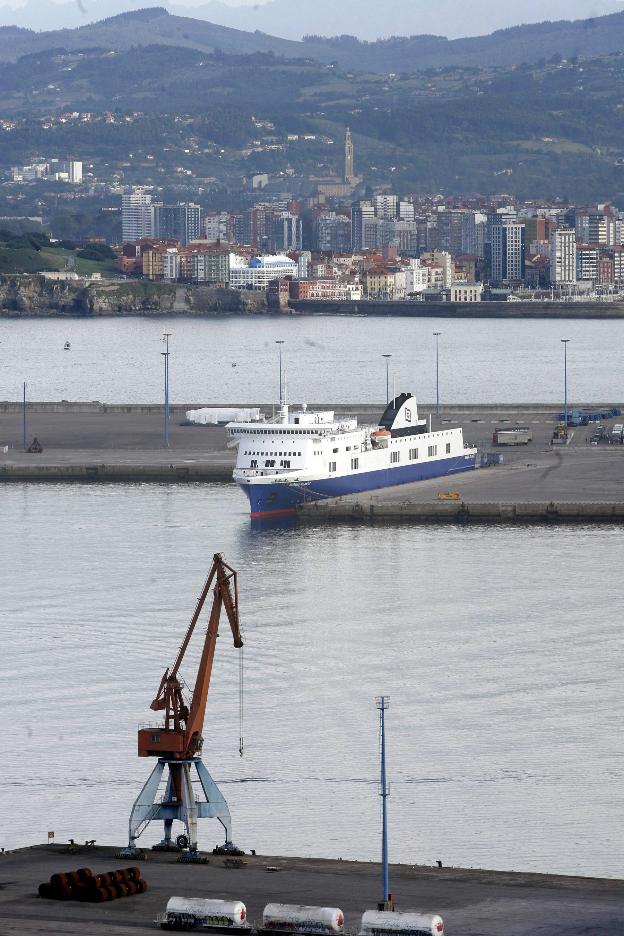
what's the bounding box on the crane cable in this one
[238,644,244,757]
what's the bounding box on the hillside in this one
[3,43,624,201]
[3,7,624,73]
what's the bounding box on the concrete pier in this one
[1,844,622,936]
[2,402,624,522]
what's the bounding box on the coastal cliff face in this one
[0,276,268,317]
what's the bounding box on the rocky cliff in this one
[0,276,269,316]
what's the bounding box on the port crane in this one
[124,554,244,858]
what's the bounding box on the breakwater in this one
[289,298,624,318]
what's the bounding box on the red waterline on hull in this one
[250,506,298,519]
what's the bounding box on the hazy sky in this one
[0,0,621,39]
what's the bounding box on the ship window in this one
[353,444,359,451]
[446,443,451,454]
[391,451,400,464]
[151,734,161,743]
[409,448,418,459]
[351,457,359,470]
[333,447,338,453]
[329,461,337,472]
[346,446,351,451]
[428,445,437,457]
[251,459,257,468]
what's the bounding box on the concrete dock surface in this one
[1,845,623,936]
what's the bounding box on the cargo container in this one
[492,427,532,445]
[359,910,444,936]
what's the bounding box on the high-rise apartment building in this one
[550,228,577,284]
[352,200,375,249]
[205,212,230,243]
[272,212,302,252]
[574,212,618,247]
[153,203,202,246]
[436,209,464,255]
[122,188,155,241]
[314,211,352,252]
[490,222,525,285]
[374,194,398,220]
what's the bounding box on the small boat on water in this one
[227,391,477,518]
[64,341,71,350]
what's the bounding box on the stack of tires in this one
[38,866,148,902]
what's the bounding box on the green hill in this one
[3,7,624,73]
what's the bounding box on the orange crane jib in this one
[137,554,243,761]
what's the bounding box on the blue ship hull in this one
[240,453,477,517]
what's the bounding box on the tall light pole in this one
[22,380,27,451]
[376,696,390,908]
[433,331,441,419]
[276,340,285,405]
[382,354,392,405]
[561,338,570,435]
[162,332,171,448]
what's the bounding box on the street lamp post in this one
[561,338,570,435]
[382,354,392,405]
[433,331,441,419]
[162,332,171,448]
[22,380,27,451]
[276,340,285,404]
[376,695,390,908]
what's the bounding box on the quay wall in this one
[0,463,232,482]
[289,299,624,318]
[299,501,624,524]
[0,401,617,415]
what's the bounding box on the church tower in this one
[344,127,356,185]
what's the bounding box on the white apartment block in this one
[550,228,577,284]
[404,259,429,295]
[162,249,180,282]
[374,194,398,220]
[205,212,230,243]
[122,188,155,241]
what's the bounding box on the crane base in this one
[213,843,246,856]
[126,757,239,856]
[117,846,147,859]
[177,852,211,864]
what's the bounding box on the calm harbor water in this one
[1,314,624,403]
[1,482,622,878]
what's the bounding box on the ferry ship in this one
[227,393,477,518]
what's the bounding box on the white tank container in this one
[262,903,345,934]
[165,897,248,927]
[359,910,444,936]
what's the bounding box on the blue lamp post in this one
[376,695,390,907]
[433,331,441,418]
[561,339,570,435]
[382,354,392,405]
[162,332,171,448]
[276,340,285,404]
